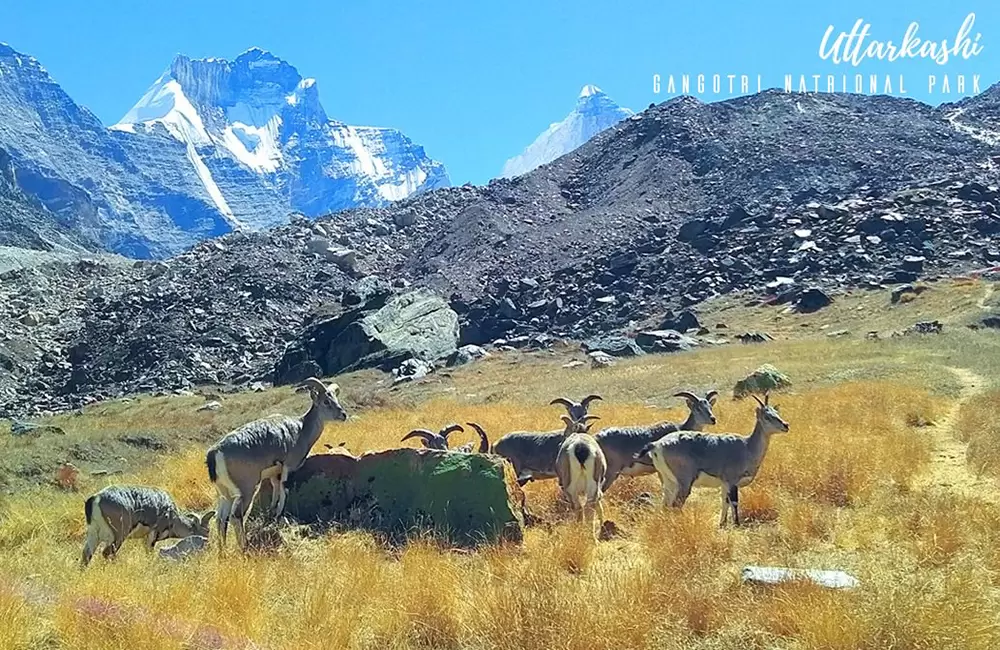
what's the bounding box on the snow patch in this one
[579,84,601,98]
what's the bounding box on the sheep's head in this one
[170,511,214,540]
[296,377,348,422]
[560,414,600,434]
[550,394,603,424]
[401,424,465,450]
[675,390,719,429]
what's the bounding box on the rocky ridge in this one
[3,88,1000,416]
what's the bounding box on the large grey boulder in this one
[274,290,460,384]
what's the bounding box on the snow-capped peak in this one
[501,85,633,178]
[111,48,448,231]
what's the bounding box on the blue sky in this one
[4,1,997,184]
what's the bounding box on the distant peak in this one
[579,84,602,98]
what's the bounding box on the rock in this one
[980,315,1000,329]
[392,358,434,384]
[283,449,525,546]
[741,565,859,590]
[817,204,848,219]
[341,275,392,308]
[9,420,65,436]
[588,351,616,369]
[158,535,209,562]
[18,312,40,327]
[446,344,489,367]
[634,329,700,353]
[794,287,832,313]
[274,290,460,384]
[198,400,222,412]
[562,360,585,369]
[735,331,774,344]
[733,364,791,399]
[890,283,928,304]
[908,320,943,334]
[658,309,701,333]
[582,334,645,357]
[677,218,713,242]
[902,255,926,273]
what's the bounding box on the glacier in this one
[502,85,633,178]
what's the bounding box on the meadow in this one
[2,279,1000,649]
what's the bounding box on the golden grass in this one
[953,389,1000,478]
[2,335,1000,648]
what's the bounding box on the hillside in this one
[3,280,1000,649]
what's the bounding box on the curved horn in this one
[673,391,699,402]
[439,423,465,440]
[581,394,603,408]
[550,397,577,410]
[705,390,719,403]
[581,414,601,422]
[465,422,491,454]
[401,429,438,445]
[560,414,574,427]
[294,377,327,395]
[764,391,770,405]
[751,394,766,407]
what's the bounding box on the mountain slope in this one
[501,85,633,178]
[0,42,232,258]
[112,48,450,229]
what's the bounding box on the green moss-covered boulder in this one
[283,448,524,546]
[733,364,792,399]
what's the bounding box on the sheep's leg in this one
[719,487,730,527]
[230,495,249,552]
[729,485,740,527]
[215,495,233,550]
[671,477,692,509]
[145,528,158,552]
[273,464,291,518]
[601,459,623,492]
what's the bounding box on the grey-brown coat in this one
[555,432,607,538]
[81,485,213,567]
[205,377,347,551]
[491,415,599,485]
[642,393,789,526]
[596,390,718,491]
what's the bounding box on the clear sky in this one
[4,1,997,185]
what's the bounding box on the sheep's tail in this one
[573,443,591,467]
[632,443,655,467]
[206,449,218,483]
[84,495,96,525]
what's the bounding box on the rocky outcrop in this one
[274,290,460,384]
[281,449,525,546]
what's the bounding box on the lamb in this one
[490,414,600,485]
[555,431,607,538]
[641,393,789,526]
[81,485,214,567]
[596,390,718,491]
[205,377,347,551]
